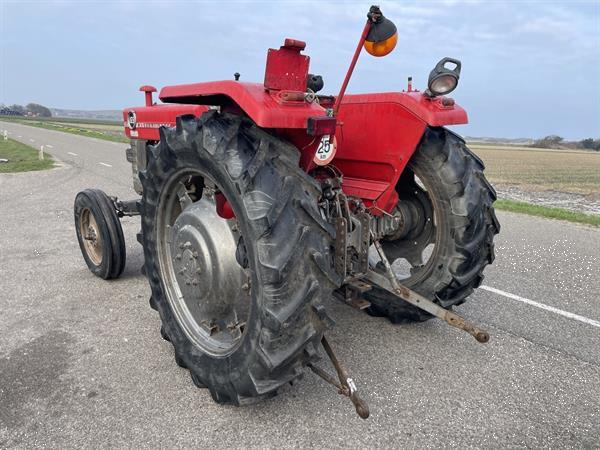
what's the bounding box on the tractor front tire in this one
[74,189,126,279]
[139,112,339,405]
[365,127,500,323]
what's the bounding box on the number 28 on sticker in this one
[313,135,337,166]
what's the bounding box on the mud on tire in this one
[365,127,500,323]
[139,112,340,405]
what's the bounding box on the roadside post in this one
[3,130,7,141]
[39,145,44,160]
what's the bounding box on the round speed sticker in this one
[313,135,337,166]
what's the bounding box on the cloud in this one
[1,0,598,138]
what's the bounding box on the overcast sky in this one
[1,0,599,139]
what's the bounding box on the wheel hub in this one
[170,198,244,314]
[370,171,437,279]
[162,195,248,354]
[80,208,103,265]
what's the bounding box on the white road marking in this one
[99,162,112,167]
[67,152,78,156]
[29,139,35,142]
[17,135,22,138]
[45,144,53,148]
[480,285,600,329]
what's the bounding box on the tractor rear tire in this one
[139,112,339,405]
[74,189,126,279]
[365,127,500,323]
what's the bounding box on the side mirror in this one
[333,5,398,114]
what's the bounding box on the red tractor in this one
[74,6,499,418]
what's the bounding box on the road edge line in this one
[480,285,600,329]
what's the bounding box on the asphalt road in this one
[1,121,599,449]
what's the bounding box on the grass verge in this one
[0,117,128,143]
[495,198,600,227]
[0,138,55,173]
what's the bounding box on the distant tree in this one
[10,104,27,114]
[532,135,564,149]
[26,103,52,117]
[578,138,600,151]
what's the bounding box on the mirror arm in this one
[332,20,372,115]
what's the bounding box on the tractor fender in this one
[331,91,467,214]
[340,91,468,127]
[159,81,328,129]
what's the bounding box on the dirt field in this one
[470,144,600,214]
[470,144,600,195]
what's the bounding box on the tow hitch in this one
[369,236,490,344]
[307,336,370,419]
[309,235,490,420]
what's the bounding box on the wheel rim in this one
[80,207,103,265]
[373,165,441,284]
[156,170,250,356]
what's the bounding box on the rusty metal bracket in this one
[367,236,490,344]
[356,211,371,274]
[113,197,141,217]
[307,336,370,419]
[333,280,372,310]
[334,217,348,275]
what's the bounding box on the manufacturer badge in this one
[127,111,137,130]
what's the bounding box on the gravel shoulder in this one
[495,183,600,216]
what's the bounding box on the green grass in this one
[0,116,128,143]
[0,138,55,173]
[495,198,600,227]
[0,115,121,126]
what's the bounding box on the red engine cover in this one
[122,104,209,141]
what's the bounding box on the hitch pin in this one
[370,235,490,344]
[307,336,370,419]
